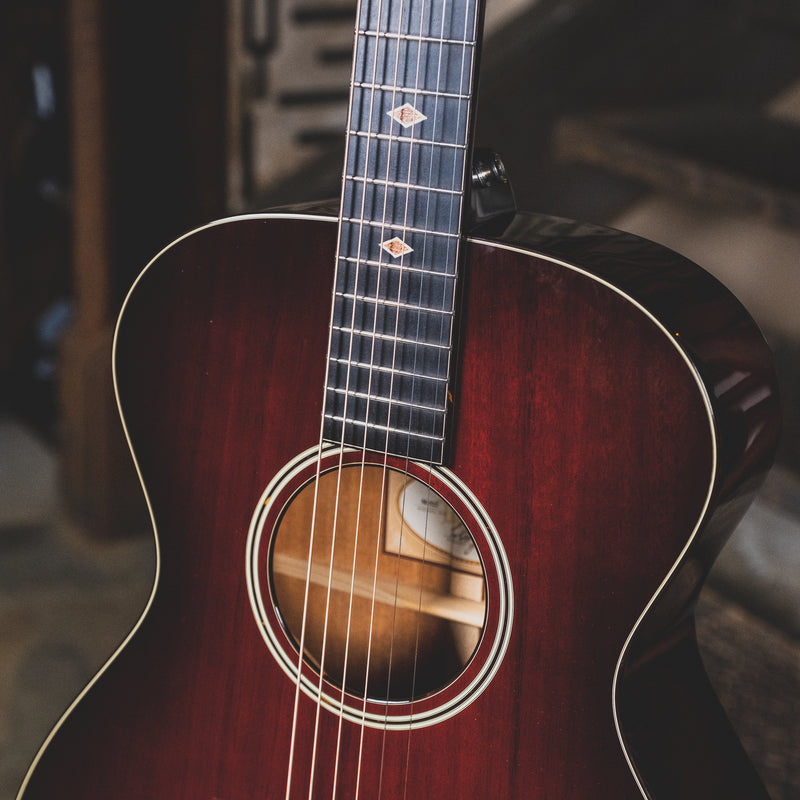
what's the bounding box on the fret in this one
[335,291,453,317]
[352,81,471,101]
[332,325,450,351]
[348,130,467,150]
[328,387,444,415]
[346,175,461,196]
[325,413,445,445]
[324,414,444,443]
[357,30,476,48]
[340,217,459,238]
[338,255,453,278]
[325,404,446,442]
[329,357,448,383]
[357,0,478,41]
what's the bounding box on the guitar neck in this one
[324,0,483,463]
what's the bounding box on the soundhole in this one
[270,464,487,703]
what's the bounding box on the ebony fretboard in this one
[323,0,481,463]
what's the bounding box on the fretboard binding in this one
[338,255,455,277]
[356,29,477,47]
[347,131,466,150]
[330,357,448,383]
[336,291,453,316]
[324,412,445,442]
[341,217,459,238]
[352,81,470,101]
[332,325,450,350]
[345,175,461,195]
[329,386,445,413]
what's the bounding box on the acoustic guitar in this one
[18,0,780,796]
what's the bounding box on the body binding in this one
[18,209,779,799]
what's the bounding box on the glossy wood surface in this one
[19,213,779,799]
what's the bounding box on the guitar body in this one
[18,210,778,799]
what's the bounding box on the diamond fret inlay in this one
[388,103,427,128]
[382,237,413,257]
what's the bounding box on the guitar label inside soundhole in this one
[270,465,486,702]
[247,446,513,729]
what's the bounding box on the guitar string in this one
[369,0,477,784]
[308,0,401,794]
[350,0,420,793]
[299,0,419,792]
[397,0,459,788]
[282,0,389,791]
[287,0,475,790]
[321,0,443,789]
[391,0,479,789]
[401,2,477,792]
[325,0,401,792]
[351,0,475,791]
[314,0,426,788]
[375,0,438,785]
[282,427,329,800]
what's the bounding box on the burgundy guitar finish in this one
[18,211,779,798]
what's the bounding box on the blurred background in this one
[1,0,798,797]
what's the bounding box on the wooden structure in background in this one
[61,0,226,535]
[60,0,121,533]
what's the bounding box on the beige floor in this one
[0,419,153,800]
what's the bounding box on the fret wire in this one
[341,217,459,237]
[357,29,476,47]
[329,386,445,414]
[348,130,467,149]
[336,291,453,316]
[330,356,448,382]
[332,325,451,350]
[338,255,454,277]
[351,80,470,101]
[345,175,461,195]
[324,413,445,442]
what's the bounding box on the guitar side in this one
[17,210,779,799]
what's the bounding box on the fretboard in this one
[323,0,481,464]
